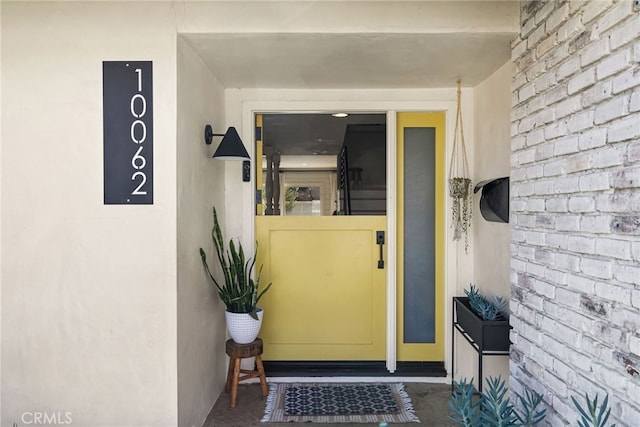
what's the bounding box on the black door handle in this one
[376,231,384,269]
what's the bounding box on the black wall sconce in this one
[204,124,251,181]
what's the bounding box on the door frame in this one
[239,99,459,375]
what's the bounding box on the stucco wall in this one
[511,1,640,424]
[452,61,514,387]
[0,0,4,421]
[176,36,228,427]
[1,3,178,426]
[474,61,514,300]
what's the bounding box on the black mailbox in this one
[474,177,509,223]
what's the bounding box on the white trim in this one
[386,110,397,373]
[242,115,256,265]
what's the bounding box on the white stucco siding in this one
[2,3,178,426]
[176,35,228,427]
[464,61,514,385]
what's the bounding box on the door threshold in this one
[266,377,449,384]
[262,361,447,378]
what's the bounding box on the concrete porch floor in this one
[203,381,452,426]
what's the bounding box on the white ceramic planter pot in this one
[225,308,263,344]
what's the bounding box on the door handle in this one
[376,231,385,269]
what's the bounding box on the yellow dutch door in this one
[256,216,386,360]
[256,113,387,361]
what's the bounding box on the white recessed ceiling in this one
[183,32,514,89]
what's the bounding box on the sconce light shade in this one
[204,125,250,160]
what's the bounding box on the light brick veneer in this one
[510,1,640,425]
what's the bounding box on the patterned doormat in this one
[261,382,420,423]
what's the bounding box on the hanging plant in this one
[448,79,472,253]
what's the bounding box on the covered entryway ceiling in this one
[182,32,514,89]
[178,0,519,89]
[178,1,519,154]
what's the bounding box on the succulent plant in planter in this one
[464,284,508,321]
[200,207,272,343]
[454,284,510,354]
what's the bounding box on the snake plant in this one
[199,207,271,319]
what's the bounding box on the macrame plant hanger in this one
[448,79,472,252]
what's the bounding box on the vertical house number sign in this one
[103,61,153,204]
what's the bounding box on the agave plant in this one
[199,207,271,319]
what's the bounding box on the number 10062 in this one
[130,68,148,196]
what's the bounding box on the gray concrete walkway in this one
[203,382,453,426]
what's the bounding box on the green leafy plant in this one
[572,393,616,427]
[464,284,507,321]
[199,207,272,319]
[284,186,298,213]
[450,376,546,427]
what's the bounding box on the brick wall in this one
[510,1,640,425]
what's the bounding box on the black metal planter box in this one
[453,296,510,352]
